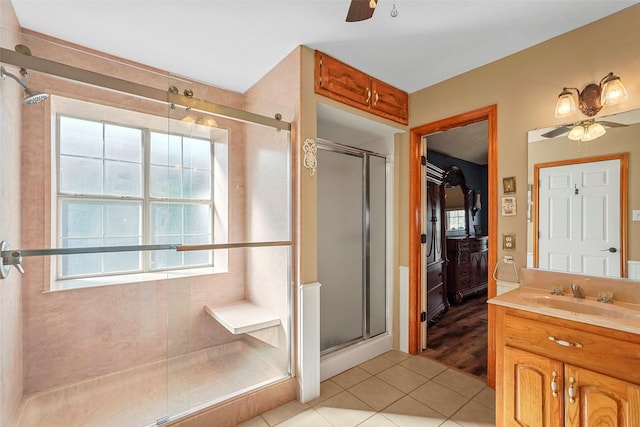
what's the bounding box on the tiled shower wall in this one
[15,30,255,395]
[0,3,25,426]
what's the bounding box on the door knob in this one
[600,247,617,253]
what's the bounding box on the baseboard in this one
[320,334,393,382]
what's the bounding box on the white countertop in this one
[488,286,640,335]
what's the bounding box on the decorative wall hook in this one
[303,138,317,176]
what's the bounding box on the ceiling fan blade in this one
[346,0,376,22]
[598,120,628,128]
[541,126,571,138]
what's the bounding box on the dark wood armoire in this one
[425,163,448,324]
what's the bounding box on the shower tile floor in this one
[240,351,495,427]
[17,340,286,427]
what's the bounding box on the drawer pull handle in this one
[568,376,576,404]
[551,371,558,398]
[548,336,583,348]
[366,89,371,104]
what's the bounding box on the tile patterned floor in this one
[239,351,495,427]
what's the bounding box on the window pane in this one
[60,156,103,194]
[150,132,181,166]
[151,203,183,236]
[60,237,102,276]
[104,160,142,197]
[184,204,211,235]
[182,169,210,200]
[104,202,141,237]
[61,200,103,238]
[104,237,141,273]
[150,165,182,198]
[183,234,211,265]
[104,124,142,162]
[60,116,103,158]
[150,235,182,269]
[183,137,211,170]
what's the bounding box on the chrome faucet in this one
[570,284,585,298]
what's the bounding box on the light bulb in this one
[568,124,585,141]
[555,90,576,118]
[582,122,606,141]
[601,76,628,106]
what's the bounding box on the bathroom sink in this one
[518,294,640,319]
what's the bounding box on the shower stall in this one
[317,140,388,355]
[0,29,293,427]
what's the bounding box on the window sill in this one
[49,266,227,292]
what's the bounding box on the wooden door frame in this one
[532,153,628,277]
[409,105,498,387]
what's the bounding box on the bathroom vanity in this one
[489,287,640,426]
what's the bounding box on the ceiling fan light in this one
[601,74,628,106]
[568,124,585,141]
[555,90,576,118]
[582,122,606,141]
[369,0,377,9]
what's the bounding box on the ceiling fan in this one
[541,119,626,139]
[346,0,377,22]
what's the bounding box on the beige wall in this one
[0,2,25,425]
[407,4,640,276]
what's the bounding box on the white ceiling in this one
[9,1,637,165]
[426,120,489,165]
[9,1,636,95]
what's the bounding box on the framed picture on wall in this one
[503,176,516,194]
[501,196,516,216]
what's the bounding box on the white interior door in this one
[538,159,621,277]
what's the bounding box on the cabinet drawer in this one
[504,313,640,384]
[469,240,487,252]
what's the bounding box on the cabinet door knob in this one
[551,371,558,398]
[567,376,576,404]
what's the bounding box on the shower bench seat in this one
[205,301,281,347]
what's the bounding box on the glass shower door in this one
[317,144,387,353]
[318,148,364,351]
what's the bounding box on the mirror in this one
[442,165,471,237]
[528,108,640,280]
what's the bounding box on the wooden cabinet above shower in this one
[314,50,409,125]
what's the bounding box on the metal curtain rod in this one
[0,240,292,279]
[0,47,291,132]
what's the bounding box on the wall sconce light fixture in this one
[554,72,627,119]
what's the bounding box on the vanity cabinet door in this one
[565,365,640,427]
[503,346,564,427]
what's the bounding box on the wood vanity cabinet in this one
[495,306,640,427]
[314,50,408,125]
[446,236,488,304]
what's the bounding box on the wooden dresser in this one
[446,236,488,304]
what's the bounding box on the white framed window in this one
[51,96,228,289]
[446,209,466,232]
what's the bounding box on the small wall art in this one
[503,176,516,194]
[501,196,516,216]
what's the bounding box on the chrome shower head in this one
[1,66,49,105]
